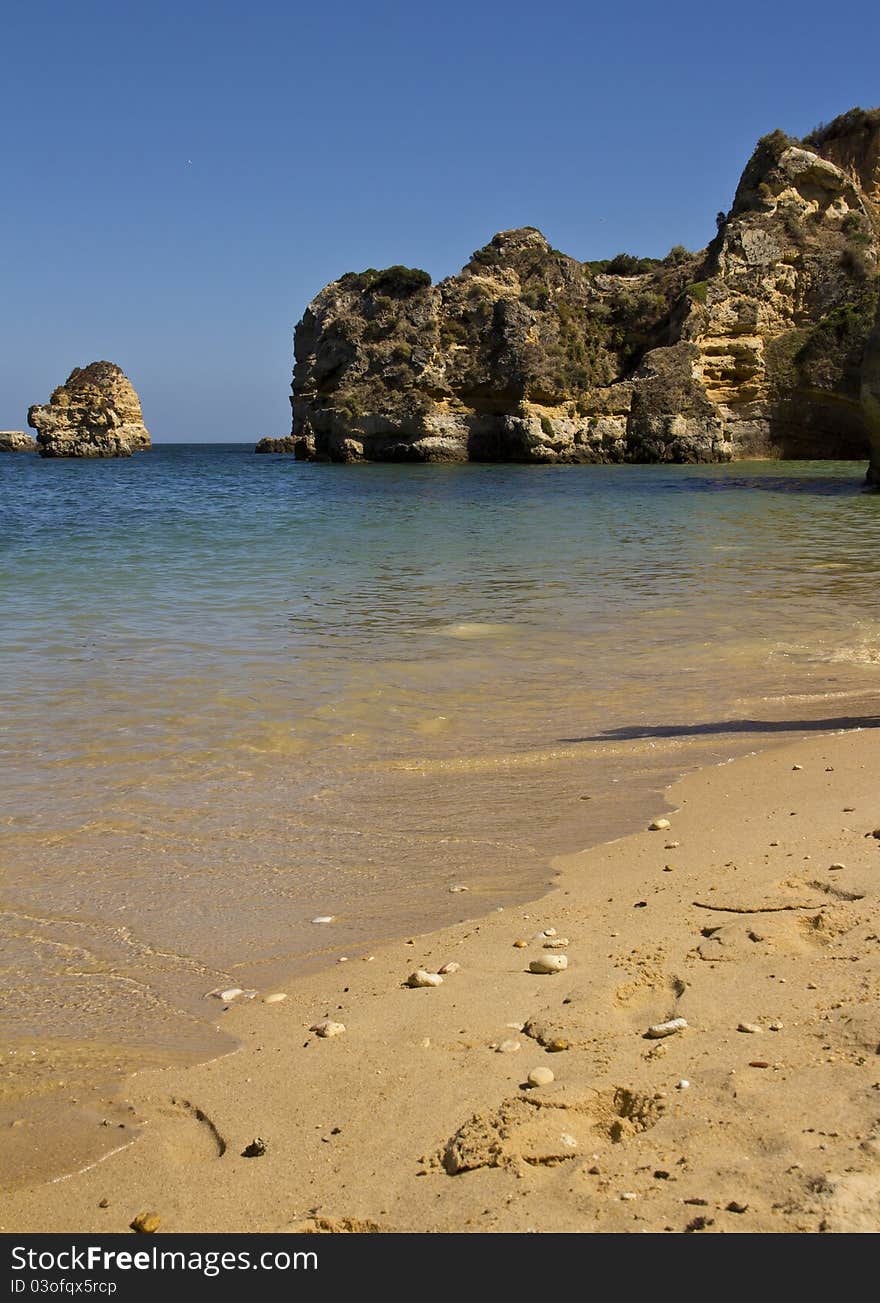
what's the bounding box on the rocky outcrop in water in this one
[288,107,880,465]
[255,436,298,453]
[0,431,36,452]
[28,362,151,458]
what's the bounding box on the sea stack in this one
[28,362,151,458]
[0,431,36,452]
[290,107,880,465]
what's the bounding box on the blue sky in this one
[2,0,878,442]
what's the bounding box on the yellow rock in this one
[130,1211,161,1234]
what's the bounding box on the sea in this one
[2,445,880,1181]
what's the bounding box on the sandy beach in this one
[3,723,879,1235]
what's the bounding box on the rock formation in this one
[288,107,880,465]
[28,362,151,458]
[255,435,298,453]
[0,431,36,452]
[864,296,880,484]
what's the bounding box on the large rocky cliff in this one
[28,362,151,458]
[289,108,880,466]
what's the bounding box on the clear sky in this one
[2,0,878,442]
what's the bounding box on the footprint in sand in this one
[612,970,686,1028]
[440,1086,665,1174]
[151,1096,227,1165]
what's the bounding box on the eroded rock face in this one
[0,431,36,452]
[863,298,880,484]
[28,362,150,458]
[290,108,880,465]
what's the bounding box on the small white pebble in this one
[529,955,568,974]
[407,970,443,988]
[620,1191,638,1201]
[438,961,460,975]
[497,1039,521,1054]
[448,884,468,894]
[527,1066,555,1087]
[263,993,287,1004]
[421,1037,431,1049]
[737,1022,763,1034]
[677,1079,690,1090]
[338,956,348,963]
[829,863,846,872]
[311,916,335,924]
[310,1019,345,1038]
[769,1021,783,1031]
[645,1017,687,1039]
[560,1133,577,1149]
[792,765,803,771]
[543,937,569,949]
[211,987,244,1002]
[648,818,671,831]
[542,928,558,938]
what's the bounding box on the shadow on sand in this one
[561,714,880,744]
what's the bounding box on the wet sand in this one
[4,724,880,1234]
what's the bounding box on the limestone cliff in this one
[288,108,880,465]
[864,296,880,484]
[28,362,151,458]
[0,431,36,452]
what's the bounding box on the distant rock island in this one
[0,430,36,452]
[28,362,151,458]
[281,107,880,476]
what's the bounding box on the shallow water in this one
[2,449,880,1178]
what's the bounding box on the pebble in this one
[263,993,287,1004]
[645,1017,687,1039]
[726,1201,748,1214]
[529,955,568,974]
[311,916,335,924]
[829,863,845,871]
[496,1039,521,1054]
[769,1021,783,1031]
[542,928,558,938]
[560,1133,577,1149]
[546,1038,570,1053]
[448,884,468,893]
[209,987,242,1002]
[130,1212,161,1234]
[310,1019,346,1037]
[792,765,803,771]
[513,939,528,948]
[649,818,671,831]
[438,961,460,974]
[421,1037,431,1048]
[543,938,569,949]
[737,1022,763,1034]
[241,1137,267,1158]
[677,1079,690,1090]
[98,1198,110,1209]
[665,841,680,849]
[527,1066,555,1087]
[407,970,443,988]
[620,1191,637,1201]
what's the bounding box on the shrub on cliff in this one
[340,266,431,297]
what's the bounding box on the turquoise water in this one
[2,447,880,1145]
